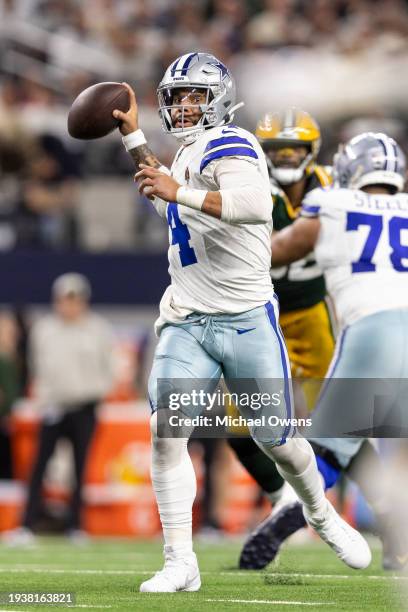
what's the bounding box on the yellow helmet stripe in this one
[314,165,332,187]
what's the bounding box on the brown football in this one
[67,82,130,140]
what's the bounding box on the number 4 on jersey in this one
[167,202,198,267]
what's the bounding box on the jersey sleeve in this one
[151,165,171,218]
[300,187,330,218]
[212,157,272,224]
[200,131,259,176]
[151,195,168,218]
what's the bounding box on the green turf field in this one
[0,536,405,612]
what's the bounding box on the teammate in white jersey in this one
[251,131,408,570]
[272,131,408,437]
[113,52,371,593]
[272,130,408,336]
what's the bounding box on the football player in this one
[263,131,408,570]
[113,53,370,593]
[228,109,336,567]
[258,108,334,392]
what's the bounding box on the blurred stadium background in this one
[0,0,407,539]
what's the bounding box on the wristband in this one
[122,129,147,151]
[176,186,207,211]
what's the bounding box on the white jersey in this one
[154,124,274,333]
[301,187,408,328]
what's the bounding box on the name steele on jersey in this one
[354,192,408,211]
[166,413,312,429]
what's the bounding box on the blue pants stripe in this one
[316,326,348,410]
[265,301,292,441]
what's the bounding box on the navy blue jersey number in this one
[346,211,408,272]
[167,202,198,267]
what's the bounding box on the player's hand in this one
[113,82,138,135]
[135,164,181,201]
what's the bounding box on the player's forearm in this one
[175,187,220,218]
[271,223,316,266]
[122,131,170,219]
[176,187,271,224]
[202,192,222,218]
[129,144,161,169]
[271,234,303,266]
[122,130,162,170]
[271,238,309,268]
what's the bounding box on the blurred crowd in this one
[0,0,407,250]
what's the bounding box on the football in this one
[67,82,130,140]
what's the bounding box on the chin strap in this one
[224,101,245,124]
[271,152,314,186]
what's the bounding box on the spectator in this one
[3,273,115,544]
[14,135,79,249]
[245,0,309,49]
[0,311,21,480]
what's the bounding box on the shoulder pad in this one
[200,125,259,174]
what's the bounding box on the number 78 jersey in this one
[301,187,408,328]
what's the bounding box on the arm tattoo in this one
[129,144,161,169]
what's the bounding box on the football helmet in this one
[334,132,406,192]
[157,52,242,145]
[256,108,321,185]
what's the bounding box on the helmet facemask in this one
[263,142,314,185]
[158,83,231,144]
[256,108,321,184]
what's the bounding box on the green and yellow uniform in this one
[271,165,335,389]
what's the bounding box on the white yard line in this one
[205,599,334,606]
[0,606,112,610]
[0,568,136,575]
[0,567,406,581]
[211,570,407,581]
[218,571,408,581]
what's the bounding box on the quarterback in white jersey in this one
[155,123,274,332]
[113,52,370,593]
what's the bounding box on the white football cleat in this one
[66,529,89,546]
[304,500,372,569]
[1,527,36,548]
[139,546,201,593]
